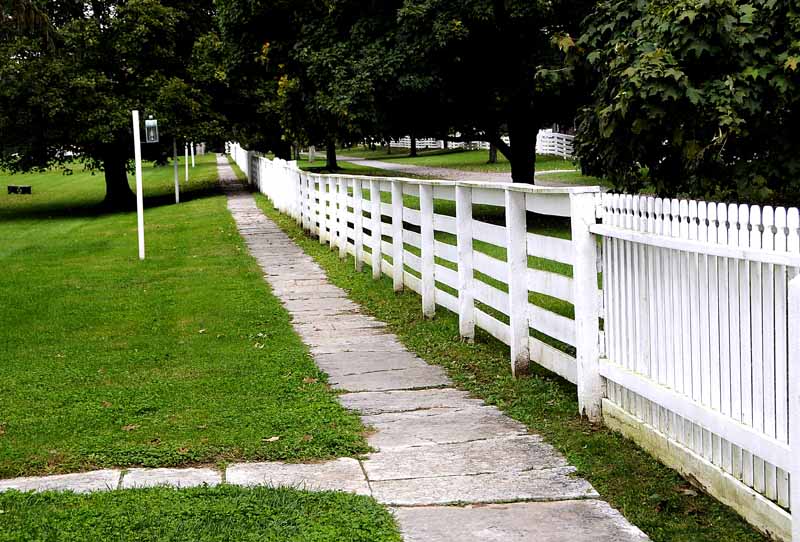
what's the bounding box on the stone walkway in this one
[0,156,646,541]
[335,154,585,187]
[218,155,647,541]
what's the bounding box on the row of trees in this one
[2,1,799,205]
[215,0,591,184]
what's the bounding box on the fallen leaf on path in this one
[302,377,318,384]
[198,329,207,334]
[301,434,313,442]
[122,424,140,432]
[262,436,280,443]
[101,401,112,408]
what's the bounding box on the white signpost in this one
[131,110,145,260]
[184,142,189,184]
[191,140,196,167]
[173,138,180,204]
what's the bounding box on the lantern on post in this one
[145,116,159,143]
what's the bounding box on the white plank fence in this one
[229,143,800,542]
[387,130,575,159]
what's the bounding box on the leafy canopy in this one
[575,0,800,203]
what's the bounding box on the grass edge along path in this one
[244,186,768,542]
[0,154,369,478]
[0,485,401,542]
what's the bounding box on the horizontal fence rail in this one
[229,143,800,542]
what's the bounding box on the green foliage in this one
[0,486,401,541]
[575,0,800,203]
[215,0,593,179]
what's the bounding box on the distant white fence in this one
[229,142,800,542]
[389,130,574,159]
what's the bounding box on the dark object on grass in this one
[8,185,32,195]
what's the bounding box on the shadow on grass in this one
[0,184,221,223]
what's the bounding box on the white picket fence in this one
[389,130,575,159]
[228,142,800,542]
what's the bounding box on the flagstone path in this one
[0,156,647,542]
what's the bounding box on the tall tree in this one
[391,0,594,182]
[575,0,800,203]
[0,0,220,209]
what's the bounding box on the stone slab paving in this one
[0,470,121,493]
[226,458,370,496]
[0,156,646,542]
[121,467,221,489]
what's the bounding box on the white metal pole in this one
[132,110,145,260]
[173,138,179,204]
[191,141,195,167]
[184,143,189,184]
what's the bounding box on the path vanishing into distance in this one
[336,154,582,187]
[0,156,646,541]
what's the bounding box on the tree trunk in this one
[409,135,417,157]
[102,145,135,210]
[326,139,338,170]
[507,117,536,183]
[443,136,449,150]
[488,143,498,164]
[386,140,392,155]
[274,140,292,161]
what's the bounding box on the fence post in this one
[505,188,529,376]
[328,178,336,251]
[353,177,364,272]
[295,171,306,229]
[419,183,435,318]
[370,179,383,279]
[789,275,800,542]
[338,177,347,260]
[391,181,405,291]
[456,184,475,341]
[311,176,328,245]
[571,191,603,422]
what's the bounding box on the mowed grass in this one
[0,486,400,542]
[0,153,368,478]
[338,146,580,173]
[253,190,769,542]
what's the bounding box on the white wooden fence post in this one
[338,177,348,259]
[391,181,405,291]
[420,183,436,318]
[328,177,336,250]
[353,177,364,272]
[294,170,302,226]
[370,179,383,279]
[505,188,529,376]
[789,274,800,542]
[317,176,327,244]
[456,184,475,341]
[571,191,603,422]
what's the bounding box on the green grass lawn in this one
[299,158,436,179]
[337,146,580,173]
[0,153,368,478]
[0,486,400,541]
[253,192,769,542]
